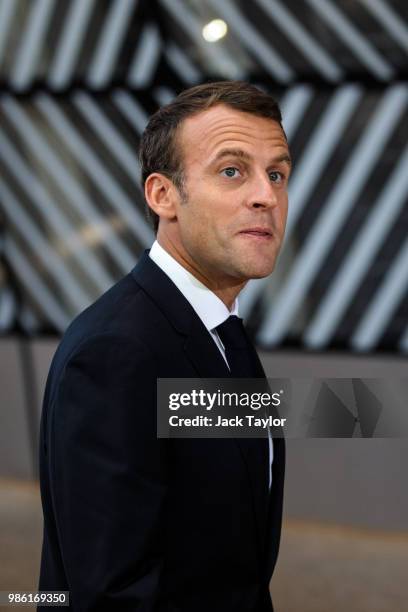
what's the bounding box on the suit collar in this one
[131,250,195,335]
[131,251,230,376]
[149,240,239,332]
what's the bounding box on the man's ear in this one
[144,173,178,222]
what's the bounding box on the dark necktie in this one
[215,315,263,378]
[215,315,271,497]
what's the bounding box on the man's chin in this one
[233,247,281,279]
[248,268,275,280]
[236,261,277,281]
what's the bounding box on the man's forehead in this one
[178,104,288,160]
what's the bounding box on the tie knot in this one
[215,315,248,349]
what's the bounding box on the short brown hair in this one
[139,81,283,232]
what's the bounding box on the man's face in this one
[165,104,291,289]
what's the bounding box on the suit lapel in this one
[132,251,270,563]
[183,313,231,378]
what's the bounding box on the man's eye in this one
[269,171,284,183]
[221,167,241,178]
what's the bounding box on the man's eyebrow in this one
[210,148,292,166]
[211,148,253,163]
[274,153,292,167]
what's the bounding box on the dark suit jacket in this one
[38,250,285,612]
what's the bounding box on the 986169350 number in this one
[0,591,69,606]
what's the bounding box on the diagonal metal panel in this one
[159,0,244,80]
[361,0,408,55]
[165,43,202,85]
[48,0,96,89]
[207,0,294,83]
[1,95,135,274]
[35,94,154,247]
[112,89,149,134]
[128,23,161,88]
[4,235,70,331]
[279,85,314,142]
[87,0,137,88]
[73,92,142,184]
[258,85,408,345]
[305,0,394,81]
[153,85,175,106]
[0,0,405,88]
[305,140,408,348]
[286,85,362,235]
[0,178,91,313]
[11,0,56,91]
[352,238,408,351]
[0,127,111,299]
[0,1,406,349]
[0,0,17,68]
[255,0,343,82]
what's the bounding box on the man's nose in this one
[247,174,278,209]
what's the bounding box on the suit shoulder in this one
[48,271,156,381]
[65,270,156,339]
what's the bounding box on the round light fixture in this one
[202,19,228,43]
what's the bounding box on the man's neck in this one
[155,236,245,311]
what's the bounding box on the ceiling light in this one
[202,19,228,43]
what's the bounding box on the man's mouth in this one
[239,227,273,238]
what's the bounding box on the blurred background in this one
[0,0,407,610]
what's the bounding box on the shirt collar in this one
[149,240,239,332]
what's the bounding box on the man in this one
[38,81,291,611]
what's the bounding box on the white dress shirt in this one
[149,240,273,489]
